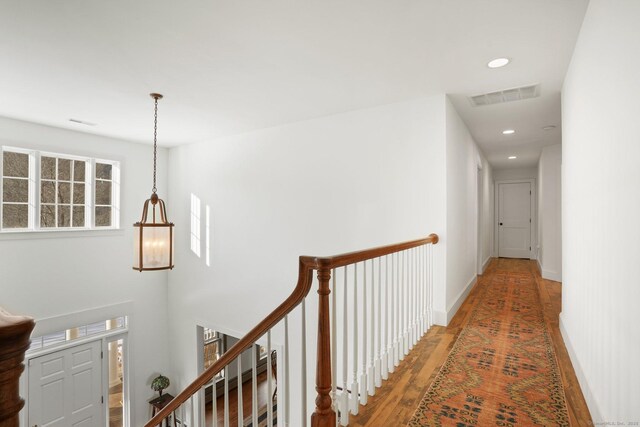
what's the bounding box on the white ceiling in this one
[0,0,588,169]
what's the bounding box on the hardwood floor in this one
[349,258,592,426]
[204,371,275,426]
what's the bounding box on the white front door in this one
[498,182,531,258]
[29,340,103,427]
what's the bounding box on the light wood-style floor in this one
[349,258,592,426]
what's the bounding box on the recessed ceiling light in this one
[542,125,556,131]
[508,156,517,160]
[487,57,510,68]
[502,129,515,135]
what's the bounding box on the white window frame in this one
[0,146,120,233]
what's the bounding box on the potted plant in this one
[151,374,170,397]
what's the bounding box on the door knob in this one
[499,222,503,226]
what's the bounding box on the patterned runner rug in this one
[408,261,569,426]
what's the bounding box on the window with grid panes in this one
[0,146,120,232]
[1,150,31,229]
[95,162,114,227]
[40,155,87,228]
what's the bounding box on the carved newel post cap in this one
[0,307,35,426]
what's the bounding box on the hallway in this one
[349,259,591,426]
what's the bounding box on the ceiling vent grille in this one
[469,84,540,107]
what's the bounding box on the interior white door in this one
[29,340,103,427]
[498,182,531,258]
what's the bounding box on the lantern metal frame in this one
[133,93,175,272]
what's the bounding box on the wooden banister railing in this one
[0,307,35,427]
[145,233,438,427]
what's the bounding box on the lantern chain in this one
[152,95,158,194]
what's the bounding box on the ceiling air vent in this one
[469,84,540,107]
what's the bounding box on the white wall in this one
[480,159,494,271]
[537,144,562,281]
[442,97,492,324]
[0,116,172,426]
[561,0,640,422]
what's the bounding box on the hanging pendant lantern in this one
[133,93,174,271]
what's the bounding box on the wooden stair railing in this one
[0,307,35,427]
[145,233,438,427]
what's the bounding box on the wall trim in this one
[434,275,477,326]
[481,256,492,274]
[433,309,447,327]
[559,314,602,422]
[541,268,562,282]
[32,300,134,337]
[536,259,562,282]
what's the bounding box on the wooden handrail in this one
[145,233,438,427]
[0,307,35,427]
[313,233,439,269]
[145,257,318,425]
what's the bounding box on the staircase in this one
[146,234,439,427]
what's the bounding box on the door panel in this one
[29,340,103,427]
[498,182,531,258]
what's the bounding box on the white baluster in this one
[212,379,217,427]
[397,250,402,362]
[189,396,195,427]
[393,252,399,368]
[252,347,258,427]
[431,243,435,327]
[413,247,418,345]
[301,299,308,426]
[224,366,230,427]
[404,249,410,356]
[425,244,433,328]
[382,255,390,379]
[423,245,427,333]
[237,356,243,427]
[285,315,290,426]
[267,331,274,427]
[340,266,349,426]
[375,257,382,388]
[409,248,415,350]
[398,251,407,360]
[360,261,367,406]
[331,270,338,427]
[368,259,375,395]
[420,245,425,335]
[350,263,359,415]
[415,247,421,338]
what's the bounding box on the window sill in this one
[0,227,125,241]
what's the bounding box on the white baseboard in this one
[433,309,447,326]
[434,275,477,326]
[541,268,561,282]
[481,256,491,274]
[559,314,602,422]
[537,259,562,282]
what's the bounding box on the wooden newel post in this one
[0,307,35,427]
[311,268,337,427]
